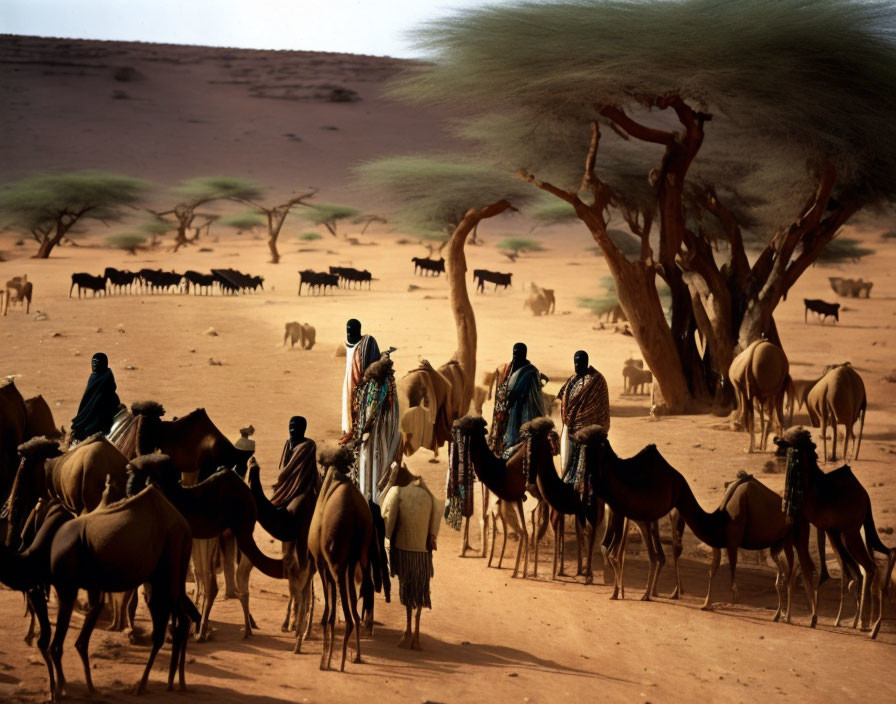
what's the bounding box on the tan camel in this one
[670,471,812,622]
[397,360,454,460]
[283,321,316,350]
[3,275,33,315]
[774,429,895,638]
[806,363,866,461]
[438,359,467,420]
[728,339,792,452]
[0,378,28,502]
[308,446,375,671]
[0,487,199,701]
[5,435,128,548]
[523,283,556,316]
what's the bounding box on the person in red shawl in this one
[271,415,320,507]
[557,350,609,487]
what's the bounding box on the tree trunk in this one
[446,201,513,413]
[33,237,56,259]
[268,237,280,264]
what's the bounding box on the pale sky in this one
[0,0,510,58]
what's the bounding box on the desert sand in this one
[1,36,895,703]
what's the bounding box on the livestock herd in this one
[69,268,265,297]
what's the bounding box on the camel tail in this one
[236,533,284,579]
[248,464,298,541]
[864,500,892,558]
[854,400,866,461]
[785,375,795,428]
[182,594,201,626]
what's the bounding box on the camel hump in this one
[17,435,62,458]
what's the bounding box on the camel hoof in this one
[398,634,411,648]
[410,640,422,651]
[584,574,594,585]
[241,629,252,640]
[773,613,781,623]
[223,591,238,600]
[249,615,258,629]
[281,625,290,633]
[700,604,713,612]
[640,594,651,602]
[24,635,34,647]
[809,615,818,629]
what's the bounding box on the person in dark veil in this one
[488,342,546,457]
[270,415,320,506]
[70,352,120,442]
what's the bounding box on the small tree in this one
[817,237,875,264]
[300,202,360,238]
[357,156,536,408]
[297,231,323,241]
[107,232,147,255]
[140,218,174,247]
[353,214,387,234]
[152,177,263,252]
[222,210,265,235]
[234,189,317,263]
[496,237,544,261]
[0,170,148,258]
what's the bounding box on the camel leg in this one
[648,521,665,599]
[827,531,850,627]
[411,607,423,650]
[398,605,412,648]
[480,486,490,558]
[195,551,219,642]
[855,407,866,461]
[293,570,312,653]
[511,500,529,579]
[135,585,171,694]
[461,516,471,557]
[575,516,584,576]
[702,549,722,610]
[168,604,191,692]
[770,545,785,622]
[220,533,239,599]
[318,567,333,671]
[49,590,76,699]
[346,563,362,664]
[553,513,562,579]
[817,527,831,585]
[282,593,295,632]
[495,511,507,569]
[236,555,255,638]
[794,522,818,628]
[303,576,315,642]
[27,590,55,703]
[727,544,740,604]
[338,567,354,671]
[584,518,597,586]
[618,519,632,600]
[781,541,796,624]
[74,589,104,693]
[842,531,876,635]
[668,512,684,599]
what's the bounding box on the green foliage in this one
[531,199,578,224]
[172,176,263,206]
[497,237,544,255]
[816,237,876,263]
[106,232,146,252]
[140,219,174,235]
[297,231,323,241]
[396,0,896,229]
[221,210,265,230]
[299,203,360,226]
[579,274,671,318]
[589,229,642,258]
[0,170,148,234]
[355,156,536,233]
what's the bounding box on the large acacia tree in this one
[396,0,896,412]
[0,171,148,258]
[357,157,535,409]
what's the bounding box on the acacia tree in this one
[233,189,317,263]
[152,177,262,251]
[300,202,360,238]
[356,157,535,409]
[398,0,896,412]
[0,171,148,258]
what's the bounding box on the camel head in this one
[131,400,166,419]
[125,453,174,495]
[318,445,354,474]
[520,417,560,455]
[773,426,818,475]
[16,436,62,462]
[571,425,612,478]
[5,437,61,548]
[453,415,487,437]
[363,355,394,384]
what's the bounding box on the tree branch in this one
[598,104,676,146]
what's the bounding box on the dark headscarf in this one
[71,353,120,440]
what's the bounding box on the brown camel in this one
[573,426,751,605]
[0,487,199,701]
[806,363,866,462]
[5,435,128,549]
[451,416,548,579]
[136,405,254,599]
[438,359,467,420]
[126,454,284,641]
[0,378,27,502]
[728,339,793,452]
[24,395,64,440]
[283,321,316,350]
[671,471,813,622]
[244,456,319,653]
[521,417,605,583]
[774,429,895,638]
[308,446,373,671]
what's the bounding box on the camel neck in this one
[675,483,727,549]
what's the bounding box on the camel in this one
[728,339,793,452]
[523,283,556,316]
[0,487,199,701]
[774,429,895,638]
[24,395,64,440]
[5,434,128,549]
[135,406,255,599]
[0,378,27,502]
[805,363,866,462]
[108,401,166,460]
[671,471,814,622]
[283,321,316,350]
[397,360,454,460]
[126,454,284,641]
[438,359,467,421]
[451,416,549,579]
[2,275,33,315]
[245,457,318,652]
[573,426,748,604]
[521,417,605,583]
[789,376,821,416]
[308,446,374,671]
[622,364,652,395]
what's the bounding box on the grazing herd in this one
[2,274,33,315]
[829,276,873,298]
[69,268,265,297]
